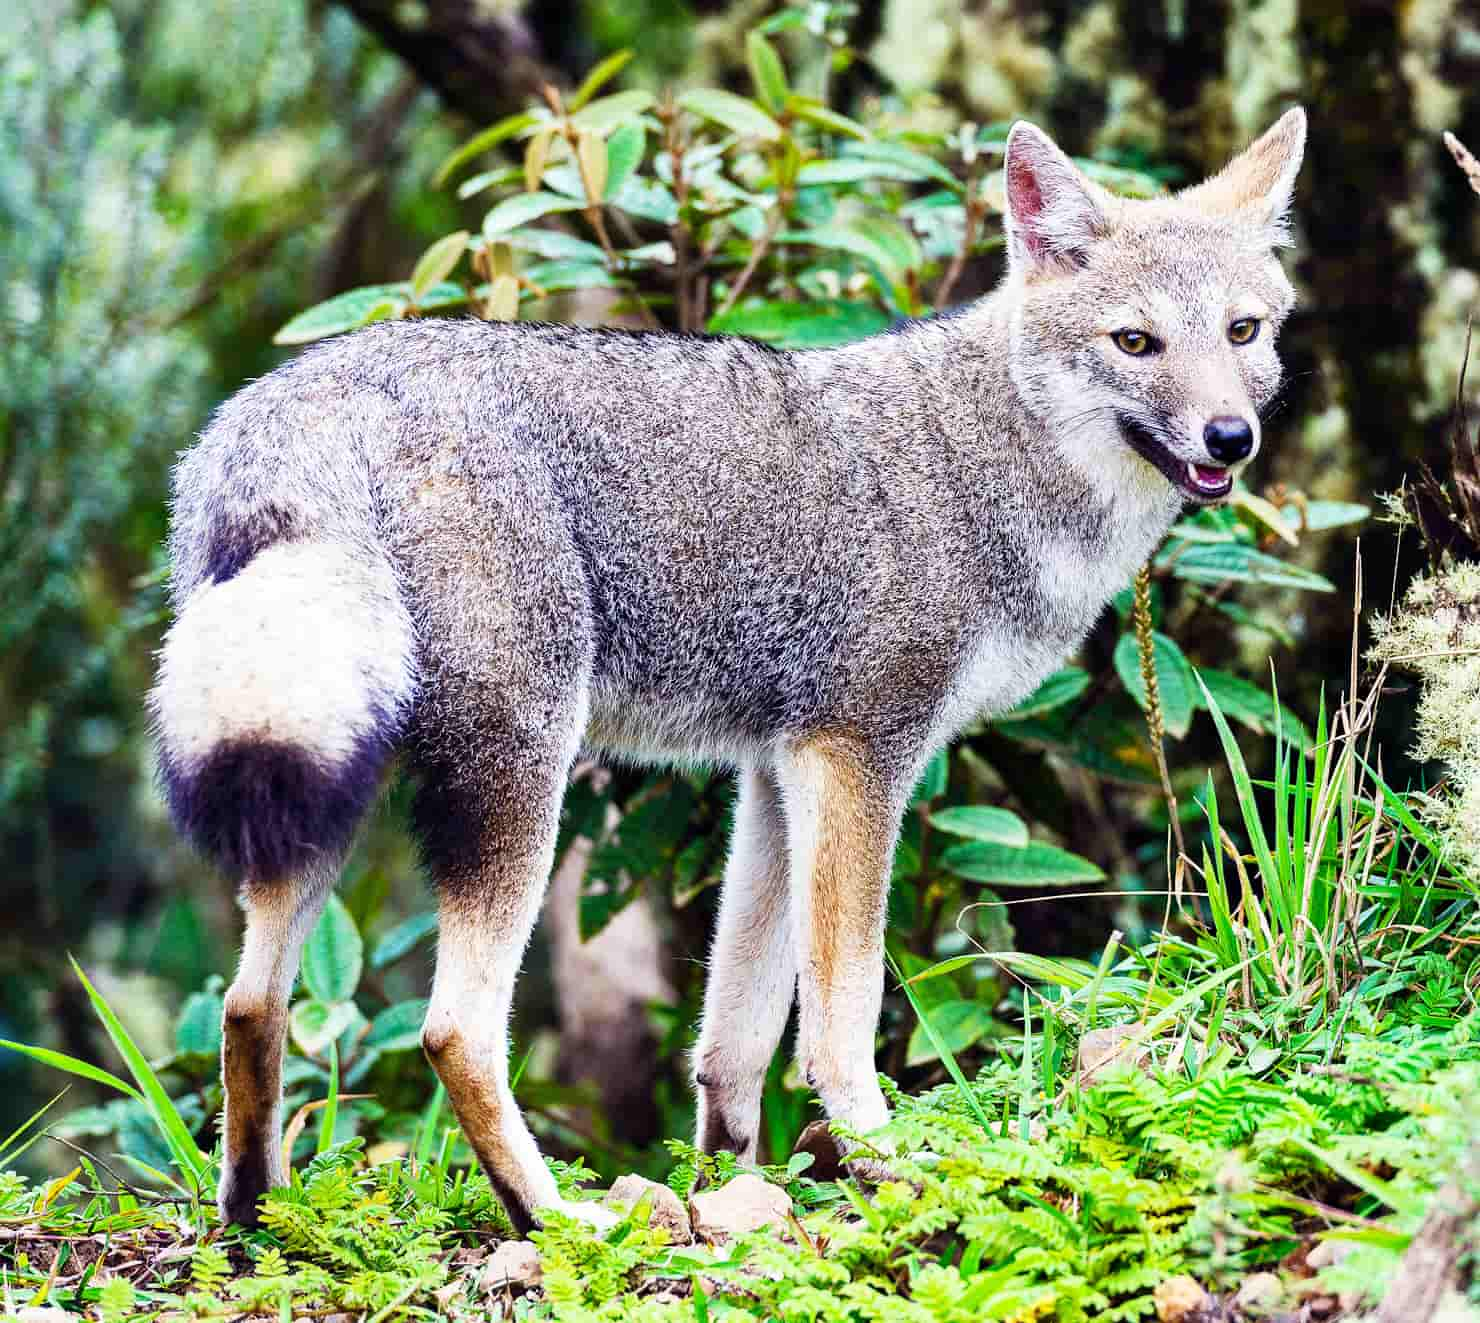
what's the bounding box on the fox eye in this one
[1111,329,1157,357]
[1228,317,1261,345]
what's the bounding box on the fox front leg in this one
[775,735,902,1162]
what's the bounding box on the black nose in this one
[1203,416,1254,463]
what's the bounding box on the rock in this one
[1305,1238,1354,1270]
[688,1173,792,1243]
[14,1312,78,1323]
[1077,1025,1150,1087]
[606,1173,693,1242]
[480,1239,542,1294]
[1234,1271,1284,1315]
[1153,1274,1210,1323]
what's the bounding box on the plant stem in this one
[1133,564,1188,878]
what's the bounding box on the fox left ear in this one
[1003,122,1111,278]
[1183,107,1307,241]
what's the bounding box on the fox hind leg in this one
[694,763,796,1163]
[219,866,334,1226]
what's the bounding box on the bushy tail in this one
[151,540,416,882]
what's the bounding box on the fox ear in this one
[1003,122,1110,278]
[1183,106,1307,241]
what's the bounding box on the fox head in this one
[1001,109,1307,507]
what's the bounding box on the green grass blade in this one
[415,1082,446,1164]
[0,1039,143,1103]
[0,1088,69,1167]
[69,958,209,1183]
[888,951,992,1132]
[315,1043,340,1156]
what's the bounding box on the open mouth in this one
[1118,416,1234,503]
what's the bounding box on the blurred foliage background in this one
[2,0,1478,1186]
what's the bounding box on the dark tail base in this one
[160,735,392,882]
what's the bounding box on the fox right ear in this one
[1003,122,1110,278]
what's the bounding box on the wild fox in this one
[152,109,1306,1231]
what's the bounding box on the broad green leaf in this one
[996,668,1089,721]
[786,95,869,140]
[1231,489,1299,546]
[457,165,523,200]
[779,216,921,283]
[1287,500,1370,532]
[569,89,655,135]
[274,283,410,345]
[842,141,962,192]
[677,87,782,141]
[1113,630,1196,738]
[522,260,619,294]
[301,895,363,1005]
[580,878,642,942]
[608,175,680,224]
[410,230,469,302]
[434,110,541,186]
[371,910,438,969]
[798,159,936,186]
[1162,542,1335,592]
[746,32,789,112]
[482,191,585,240]
[929,805,1029,848]
[707,298,890,347]
[603,121,646,201]
[174,987,223,1058]
[909,747,949,804]
[503,229,607,263]
[363,999,431,1054]
[941,840,1105,886]
[290,998,359,1058]
[906,999,996,1066]
[1196,667,1311,747]
[568,49,634,113]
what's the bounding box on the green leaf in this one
[0,1039,142,1102]
[289,998,359,1058]
[69,959,209,1181]
[906,999,996,1066]
[482,191,586,240]
[174,987,223,1059]
[521,260,620,293]
[607,175,679,224]
[569,89,655,134]
[779,216,922,283]
[580,879,641,942]
[929,806,1029,847]
[568,49,634,112]
[1196,668,1310,747]
[996,668,1089,721]
[371,910,437,970]
[746,32,789,113]
[841,141,962,192]
[1162,542,1336,592]
[798,159,935,186]
[1289,500,1371,532]
[363,999,430,1054]
[434,110,540,186]
[273,283,411,345]
[677,87,782,141]
[941,841,1105,886]
[602,121,646,201]
[1113,630,1196,739]
[707,299,890,347]
[503,229,607,263]
[301,895,363,1005]
[456,165,524,200]
[785,95,869,140]
[909,747,949,804]
[410,231,469,302]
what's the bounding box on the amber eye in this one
[1229,317,1261,345]
[1112,329,1156,357]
